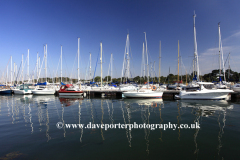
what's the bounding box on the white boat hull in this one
[233,87,240,92]
[123,91,163,98]
[13,89,32,95]
[32,89,55,95]
[177,89,233,100]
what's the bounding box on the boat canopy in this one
[36,82,47,85]
[192,75,197,81]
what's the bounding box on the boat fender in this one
[152,85,157,91]
[151,103,157,108]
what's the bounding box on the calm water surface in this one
[0,95,239,159]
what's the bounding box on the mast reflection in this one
[179,100,233,158]
[59,95,83,107]
[124,98,163,155]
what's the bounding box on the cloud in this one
[198,45,240,74]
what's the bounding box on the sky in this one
[1,0,240,82]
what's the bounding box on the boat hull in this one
[176,90,233,100]
[0,90,12,94]
[233,87,240,92]
[58,91,83,96]
[13,89,32,95]
[32,90,55,95]
[123,91,163,98]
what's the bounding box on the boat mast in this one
[159,41,161,83]
[218,22,226,82]
[193,11,199,81]
[6,66,8,85]
[22,54,23,84]
[61,45,62,82]
[100,42,102,88]
[78,38,80,82]
[89,52,92,81]
[178,40,179,82]
[121,34,130,83]
[13,63,15,84]
[15,64,17,84]
[228,53,230,80]
[154,61,155,82]
[11,56,12,86]
[37,52,38,83]
[38,56,40,82]
[126,34,130,80]
[27,49,29,83]
[111,53,113,83]
[144,32,149,88]
[218,23,221,81]
[141,42,145,82]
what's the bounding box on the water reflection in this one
[59,95,83,107]
[123,98,163,106]
[123,98,163,155]
[1,95,239,159]
[178,100,233,159]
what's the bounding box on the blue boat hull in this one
[0,90,13,94]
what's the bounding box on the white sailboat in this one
[123,32,163,98]
[32,44,56,95]
[13,50,35,94]
[120,34,139,92]
[176,12,233,100]
[215,23,228,89]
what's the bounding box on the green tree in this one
[94,76,101,82]
[104,76,111,82]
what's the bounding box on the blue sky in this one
[1,0,240,82]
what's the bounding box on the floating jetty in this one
[230,92,240,101]
[84,90,123,99]
[81,90,181,100]
[162,90,180,100]
[81,90,240,101]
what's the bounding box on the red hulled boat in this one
[58,84,83,96]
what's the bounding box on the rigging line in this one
[47,50,57,82]
[15,61,22,84]
[223,53,230,68]
[54,55,61,80]
[93,47,100,81]
[62,50,70,81]
[37,53,46,82]
[85,59,90,80]
[70,52,78,81]
[113,58,118,79]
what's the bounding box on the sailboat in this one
[58,38,83,96]
[13,50,35,94]
[120,34,139,92]
[215,23,228,89]
[123,32,163,98]
[176,12,234,100]
[0,56,13,94]
[32,44,56,95]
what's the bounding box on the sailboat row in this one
[1,11,239,100]
[175,12,234,100]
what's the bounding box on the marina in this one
[1,0,240,159]
[0,95,240,159]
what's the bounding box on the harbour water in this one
[0,95,239,159]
